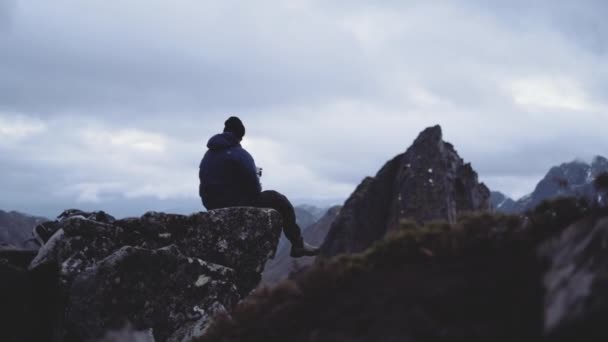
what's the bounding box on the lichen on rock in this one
[28,207,282,342]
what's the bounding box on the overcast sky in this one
[1,0,607,218]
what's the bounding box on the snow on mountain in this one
[494,156,608,214]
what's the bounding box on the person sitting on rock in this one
[199,116,320,257]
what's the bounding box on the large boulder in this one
[65,245,239,342]
[28,207,282,342]
[321,125,491,257]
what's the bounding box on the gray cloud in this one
[0,0,15,28]
[472,0,608,55]
[1,0,607,217]
[0,1,375,116]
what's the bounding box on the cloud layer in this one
[1,0,607,217]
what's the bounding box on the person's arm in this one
[233,147,262,198]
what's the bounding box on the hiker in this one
[199,116,320,257]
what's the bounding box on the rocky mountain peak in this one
[412,124,443,148]
[592,155,608,170]
[389,125,490,228]
[321,125,491,257]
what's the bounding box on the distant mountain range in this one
[272,204,330,254]
[262,205,341,285]
[0,210,48,248]
[490,192,519,213]
[492,156,608,213]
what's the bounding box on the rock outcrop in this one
[20,207,282,342]
[321,125,491,257]
[65,245,239,342]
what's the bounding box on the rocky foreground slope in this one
[1,208,282,342]
[197,199,608,342]
[321,125,491,257]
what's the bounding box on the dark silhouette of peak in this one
[592,155,608,169]
[320,125,491,257]
[412,124,443,146]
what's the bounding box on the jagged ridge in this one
[321,125,491,257]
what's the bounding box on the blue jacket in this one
[199,132,262,209]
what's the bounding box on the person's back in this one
[199,131,261,209]
[198,116,320,258]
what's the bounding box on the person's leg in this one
[254,190,301,244]
[254,190,320,257]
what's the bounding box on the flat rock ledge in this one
[28,207,282,342]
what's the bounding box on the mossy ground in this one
[195,198,608,342]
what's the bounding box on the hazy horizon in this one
[2,1,607,217]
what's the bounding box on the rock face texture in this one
[24,208,282,342]
[261,206,341,284]
[65,245,239,342]
[321,125,491,257]
[539,215,608,341]
[494,156,608,214]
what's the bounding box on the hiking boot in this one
[290,238,320,258]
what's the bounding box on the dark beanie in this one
[223,116,245,139]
